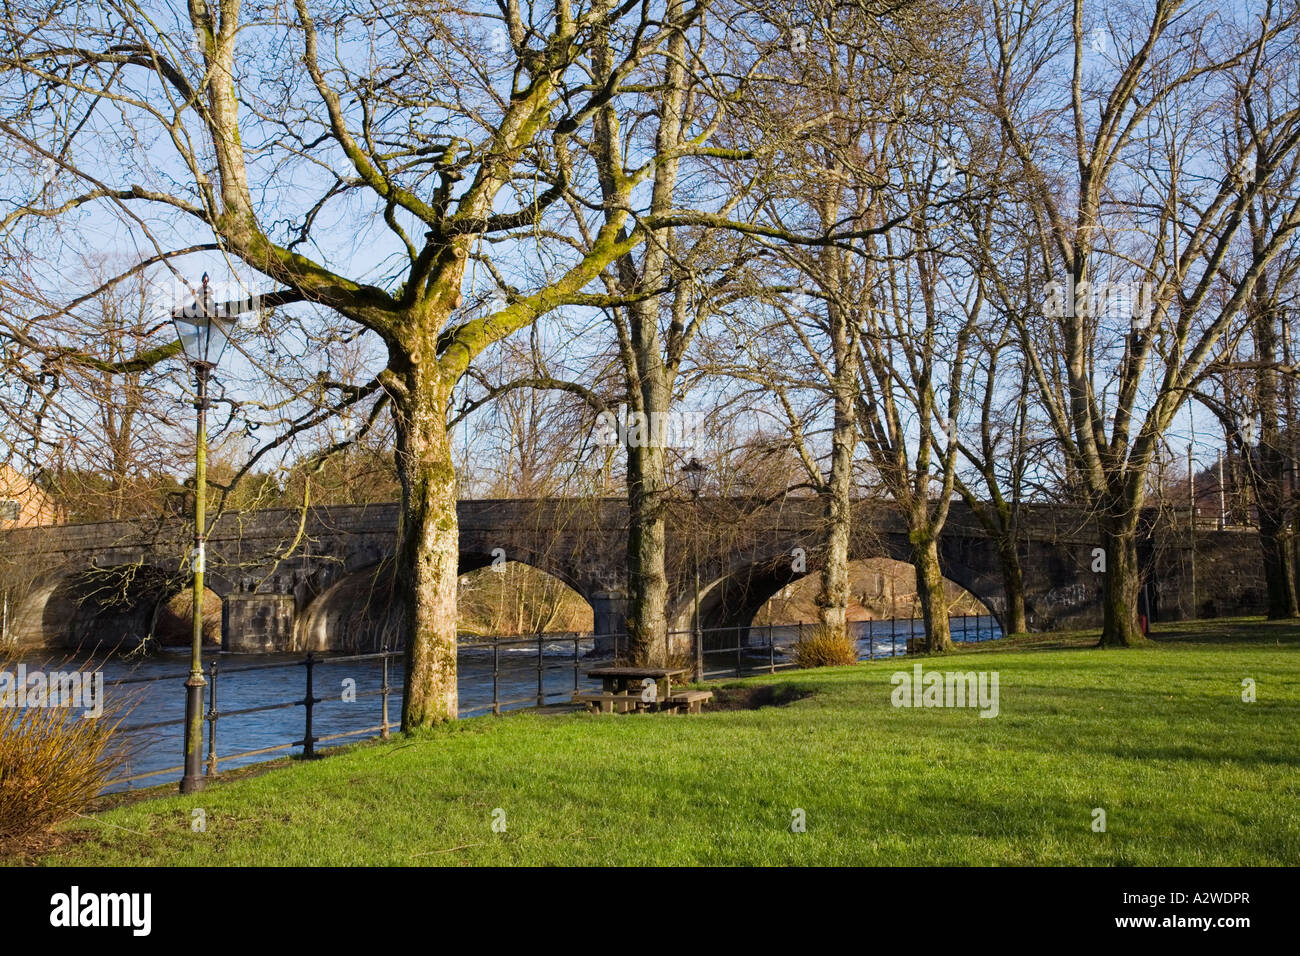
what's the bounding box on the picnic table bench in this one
[667,689,713,714]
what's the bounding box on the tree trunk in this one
[817,498,850,637]
[1098,511,1148,647]
[816,380,855,637]
[810,196,859,638]
[1254,443,1298,618]
[394,373,460,728]
[995,531,1028,635]
[602,0,685,667]
[1250,305,1299,618]
[912,536,952,652]
[626,429,668,664]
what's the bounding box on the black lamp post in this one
[681,457,707,681]
[171,274,232,794]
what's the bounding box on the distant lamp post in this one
[681,457,707,681]
[171,274,232,794]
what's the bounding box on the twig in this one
[412,842,487,857]
[71,810,149,837]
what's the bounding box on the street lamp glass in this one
[681,457,707,496]
[173,317,204,365]
[171,284,232,369]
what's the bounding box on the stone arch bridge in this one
[0,499,1263,653]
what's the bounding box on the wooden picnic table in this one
[577,667,710,715]
[586,666,689,700]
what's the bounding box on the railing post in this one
[573,633,580,692]
[301,651,318,758]
[380,654,390,740]
[698,627,707,680]
[492,640,501,716]
[768,624,775,674]
[205,659,218,778]
[736,627,743,677]
[537,634,545,708]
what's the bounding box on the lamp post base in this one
[180,675,207,794]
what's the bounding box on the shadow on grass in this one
[943,616,1300,653]
[1099,742,1300,767]
[1148,617,1300,646]
[708,683,814,711]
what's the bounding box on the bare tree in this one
[0,0,744,723]
[697,1,967,644]
[982,0,1300,645]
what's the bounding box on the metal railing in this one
[458,632,598,715]
[98,614,1001,793]
[681,614,1002,679]
[103,650,406,791]
[102,632,612,792]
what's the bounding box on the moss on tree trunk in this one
[394,373,460,728]
[913,536,952,652]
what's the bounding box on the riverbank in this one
[27,617,1300,866]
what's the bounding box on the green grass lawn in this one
[35,617,1300,866]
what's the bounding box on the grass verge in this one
[27,616,1300,866]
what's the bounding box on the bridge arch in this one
[294,554,596,653]
[682,551,1006,646]
[455,545,589,599]
[296,558,402,653]
[15,561,197,652]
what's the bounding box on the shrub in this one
[792,624,859,669]
[0,654,131,847]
